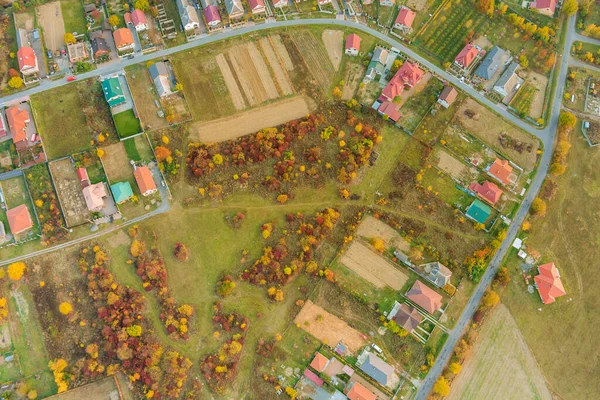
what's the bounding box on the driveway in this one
[29,31,47,78]
[128,25,143,53]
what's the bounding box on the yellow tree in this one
[433,376,451,397]
[7,262,26,280]
[64,33,76,44]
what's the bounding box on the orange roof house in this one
[113,28,134,49]
[17,46,38,74]
[394,6,416,32]
[530,0,556,17]
[437,86,458,108]
[454,43,480,70]
[345,381,377,400]
[469,180,503,205]
[406,281,443,314]
[487,158,513,185]
[134,166,157,196]
[345,33,361,56]
[7,204,34,234]
[309,352,329,373]
[124,12,133,25]
[534,262,566,304]
[380,61,424,101]
[5,105,31,147]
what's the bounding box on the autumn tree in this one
[448,362,462,374]
[530,197,547,217]
[134,0,150,11]
[558,111,577,132]
[108,15,120,27]
[64,33,76,44]
[8,76,23,89]
[0,298,8,323]
[476,0,492,14]
[370,237,385,252]
[7,262,26,280]
[562,0,578,16]
[433,376,451,397]
[174,242,190,262]
[495,266,511,286]
[155,146,171,162]
[59,302,73,315]
[482,290,500,308]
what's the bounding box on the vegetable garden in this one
[509,82,536,117]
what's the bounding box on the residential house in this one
[387,302,422,333]
[134,166,158,196]
[83,182,108,212]
[473,46,509,81]
[77,167,90,188]
[248,0,266,14]
[468,180,503,205]
[380,0,395,6]
[5,104,31,150]
[91,36,110,59]
[380,61,424,101]
[394,6,416,33]
[131,9,148,31]
[534,262,566,304]
[487,158,513,185]
[273,0,288,7]
[345,33,361,56]
[6,204,33,235]
[111,182,134,204]
[17,47,38,76]
[318,0,332,5]
[203,5,221,27]
[357,351,396,386]
[465,199,491,224]
[406,281,443,313]
[420,261,452,287]
[113,28,134,51]
[225,0,245,19]
[377,101,401,122]
[303,369,324,387]
[67,42,88,63]
[124,12,133,25]
[530,0,556,17]
[493,62,523,103]
[454,43,480,71]
[364,46,390,81]
[345,381,376,400]
[437,85,458,108]
[176,0,200,31]
[101,77,126,107]
[309,352,330,373]
[148,61,174,97]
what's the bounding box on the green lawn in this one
[61,0,87,35]
[31,86,91,160]
[399,78,444,132]
[113,109,142,138]
[123,137,142,161]
[421,167,471,207]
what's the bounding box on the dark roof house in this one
[474,46,509,80]
[392,303,423,332]
[406,281,443,313]
[358,352,395,386]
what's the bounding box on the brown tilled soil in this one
[49,158,89,227]
[215,53,246,110]
[525,71,548,119]
[102,142,133,182]
[270,35,294,71]
[246,42,279,100]
[259,37,294,96]
[342,63,365,100]
[321,30,343,72]
[36,2,66,52]
[355,216,410,251]
[227,44,270,105]
[292,31,334,89]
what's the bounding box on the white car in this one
[371,343,383,354]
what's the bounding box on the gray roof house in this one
[148,62,174,97]
[225,0,245,18]
[420,261,452,287]
[493,62,524,101]
[364,47,390,81]
[473,46,509,80]
[358,351,395,386]
[176,0,200,31]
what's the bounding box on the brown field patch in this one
[14,12,34,30]
[188,96,315,142]
[524,71,548,119]
[407,0,428,11]
[36,2,66,52]
[126,67,169,130]
[292,31,335,89]
[455,98,539,171]
[355,215,410,252]
[294,300,366,352]
[270,35,294,71]
[215,53,246,111]
[259,37,294,96]
[49,158,89,227]
[321,30,343,72]
[342,63,365,100]
[102,142,133,183]
[340,241,408,290]
[434,147,478,183]
[246,42,279,99]
[50,375,123,400]
[448,305,552,400]
[228,45,268,106]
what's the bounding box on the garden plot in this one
[524,71,548,119]
[49,159,89,227]
[227,43,279,105]
[509,82,536,117]
[126,64,169,130]
[36,2,66,52]
[292,31,335,89]
[340,241,408,290]
[433,147,479,184]
[294,300,366,352]
[407,0,428,11]
[259,37,294,95]
[321,30,343,72]
[441,125,498,170]
[270,35,294,71]
[355,215,410,252]
[102,142,134,183]
[456,98,539,171]
[215,54,246,111]
[342,63,365,100]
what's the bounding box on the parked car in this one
[371,343,383,354]
[66,76,77,82]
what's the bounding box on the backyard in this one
[61,0,87,34]
[113,109,142,138]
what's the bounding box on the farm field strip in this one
[321,30,343,72]
[215,54,246,111]
[292,31,335,89]
[259,38,294,96]
[228,46,269,105]
[246,42,280,99]
[270,35,295,71]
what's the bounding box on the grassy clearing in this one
[501,130,600,399]
[399,78,443,132]
[509,82,536,117]
[420,167,471,207]
[413,95,464,146]
[31,86,90,160]
[113,109,142,138]
[61,0,87,35]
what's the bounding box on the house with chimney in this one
[203,4,221,26]
[394,6,416,33]
[17,47,38,76]
[113,28,135,53]
[379,61,424,102]
[454,43,481,73]
[437,85,458,108]
[176,0,201,32]
[345,33,361,56]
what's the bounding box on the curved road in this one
[0,14,585,399]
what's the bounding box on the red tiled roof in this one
[468,180,503,205]
[113,28,133,48]
[397,61,424,87]
[77,167,89,183]
[5,105,30,144]
[381,78,404,101]
[7,204,33,234]
[488,158,513,185]
[345,33,361,51]
[346,381,377,400]
[406,281,443,314]
[532,0,556,12]
[534,262,566,304]
[378,101,401,122]
[395,6,416,29]
[439,86,458,105]
[248,0,265,10]
[454,44,479,69]
[17,47,36,70]
[134,166,157,195]
[204,5,221,23]
[303,369,324,387]
[309,352,329,372]
[124,12,132,24]
[131,9,147,26]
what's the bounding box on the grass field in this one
[113,109,142,138]
[447,305,552,400]
[509,82,536,117]
[61,0,87,35]
[501,128,600,399]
